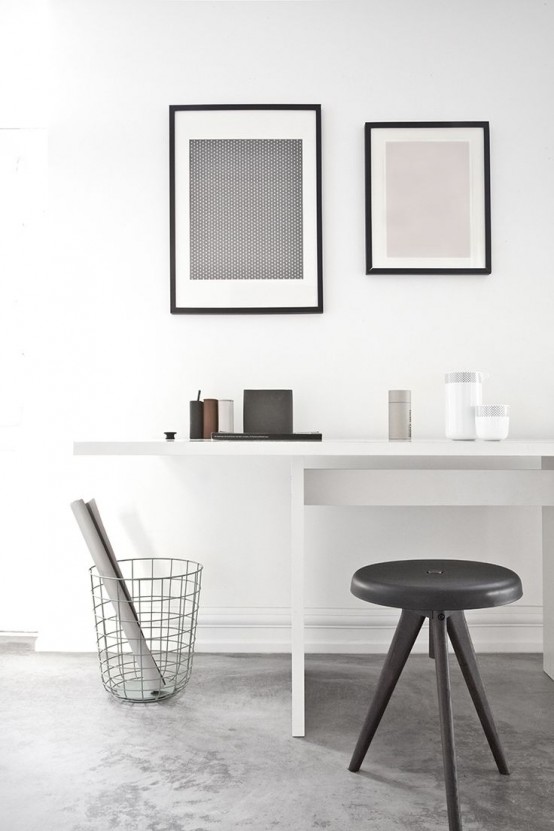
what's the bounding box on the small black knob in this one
[438,613,445,621]
[164,431,176,441]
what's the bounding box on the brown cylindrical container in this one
[203,399,218,439]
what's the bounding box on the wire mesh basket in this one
[90,557,202,703]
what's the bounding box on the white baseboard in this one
[194,605,543,654]
[0,631,38,652]
[33,605,542,654]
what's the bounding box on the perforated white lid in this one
[475,405,510,417]
[445,371,484,384]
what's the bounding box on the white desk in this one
[74,438,554,736]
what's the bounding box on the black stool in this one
[348,559,522,831]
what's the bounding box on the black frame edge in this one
[169,104,323,314]
[364,121,492,276]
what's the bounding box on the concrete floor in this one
[1,651,553,831]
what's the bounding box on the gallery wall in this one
[4,0,554,652]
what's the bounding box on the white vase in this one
[445,371,484,440]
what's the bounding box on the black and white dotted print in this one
[189,139,303,280]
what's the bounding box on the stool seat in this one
[351,559,522,611]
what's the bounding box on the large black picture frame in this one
[170,104,323,314]
[365,121,491,275]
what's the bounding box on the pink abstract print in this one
[385,141,471,259]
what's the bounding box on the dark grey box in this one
[243,390,293,434]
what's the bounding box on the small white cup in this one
[475,405,510,441]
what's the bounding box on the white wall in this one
[0,0,47,640]
[4,0,554,652]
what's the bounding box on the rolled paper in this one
[71,499,164,689]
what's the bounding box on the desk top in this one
[73,438,554,458]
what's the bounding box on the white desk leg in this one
[290,458,305,736]
[542,458,554,679]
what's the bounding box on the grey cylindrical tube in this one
[389,390,411,441]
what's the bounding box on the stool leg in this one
[349,609,424,772]
[432,613,463,831]
[447,611,510,775]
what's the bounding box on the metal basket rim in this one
[89,557,203,581]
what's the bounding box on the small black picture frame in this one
[170,104,323,314]
[365,121,491,275]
